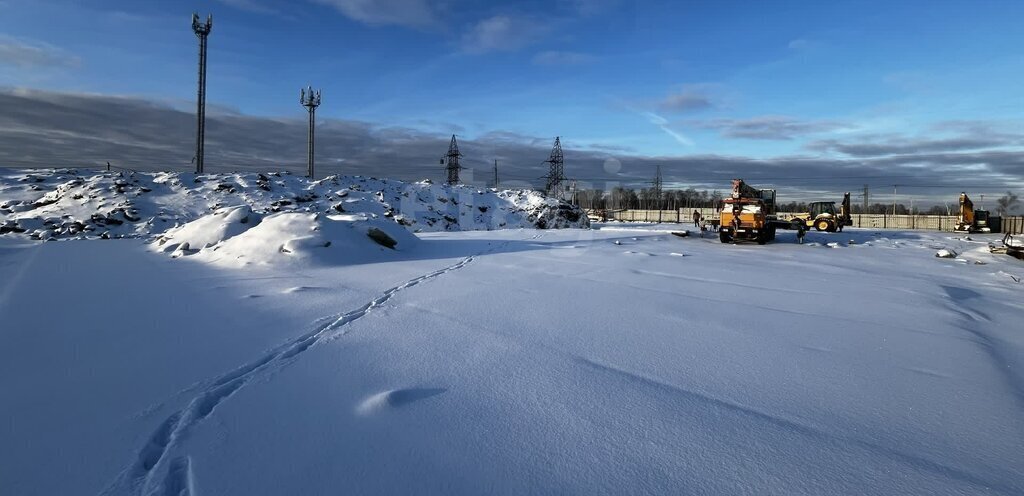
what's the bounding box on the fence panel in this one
[1002,216,1024,234]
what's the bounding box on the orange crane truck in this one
[720,179,790,244]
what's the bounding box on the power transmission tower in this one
[191,12,212,174]
[440,135,462,185]
[300,86,322,179]
[493,159,499,189]
[543,136,565,197]
[652,165,663,223]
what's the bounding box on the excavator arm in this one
[839,192,852,230]
[956,193,975,231]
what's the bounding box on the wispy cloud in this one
[807,136,1020,157]
[461,15,550,54]
[312,0,439,28]
[531,50,597,66]
[0,35,81,69]
[642,112,694,147]
[690,116,852,140]
[658,85,714,113]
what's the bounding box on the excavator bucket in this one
[1003,233,1024,260]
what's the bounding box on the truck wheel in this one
[719,230,732,243]
[815,219,832,231]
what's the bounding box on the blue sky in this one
[2,0,1024,202]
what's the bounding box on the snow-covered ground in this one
[1,170,1022,494]
[2,215,1022,495]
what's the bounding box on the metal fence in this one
[601,209,1024,234]
[605,208,719,224]
[1003,216,1024,234]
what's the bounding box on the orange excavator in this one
[954,193,991,233]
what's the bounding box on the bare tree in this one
[996,191,1020,215]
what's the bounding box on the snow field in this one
[1,182,1022,494]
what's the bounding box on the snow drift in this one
[155,210,418,267]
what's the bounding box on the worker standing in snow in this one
[692,210,701,227]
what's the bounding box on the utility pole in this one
[441,135,462,185]
[543,137,565,197]
[300,86,322,179]
[893,184,898,215]
[191,12,212,174]
[652,165,663,223]
[493,159,499,189]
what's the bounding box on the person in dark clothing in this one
[692,210,701,227]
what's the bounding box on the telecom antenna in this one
[543,136,565,197]
[440,135,462,185]
[493,159,499,189]
[192,12,212,174]
[300,86,322,179]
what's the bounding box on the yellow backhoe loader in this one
[791,193,852,232]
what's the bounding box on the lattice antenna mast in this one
[493,159,499,189]
[300,86,322,179]
[192,12,212,174]
[440,135,462,185]
[544,136,565,197]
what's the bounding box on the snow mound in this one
[156,211,417,266]
[155,205,260,253]
[936,249,958,258]
[356,388,447,415]
[0,169,589,241]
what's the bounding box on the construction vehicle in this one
[790,193,853,232]
[990,232,1024,260]
[719,179,779,244]
[954,193,991,233]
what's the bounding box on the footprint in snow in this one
[356,388,446,415]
